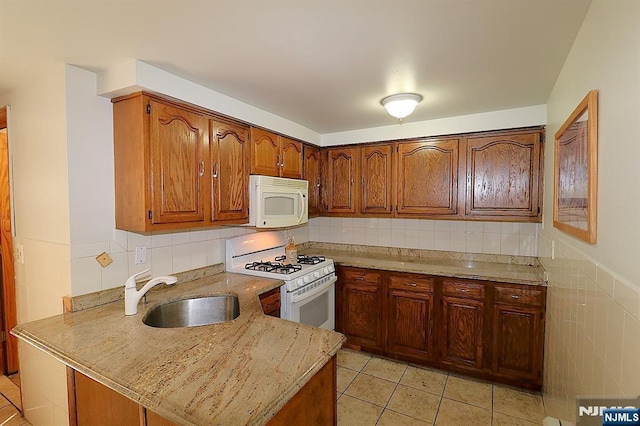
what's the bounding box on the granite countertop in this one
[303,246,544,286]
[12,272,345,426]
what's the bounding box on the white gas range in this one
[225,231,336,330]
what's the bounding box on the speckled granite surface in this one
[301,243,544,286]
[12,272,345,426]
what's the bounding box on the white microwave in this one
[247,175,308,228]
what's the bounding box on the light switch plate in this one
[15,244,24,264]
[96,252,113,267]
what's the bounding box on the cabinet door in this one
[360,144,393,215]
[280,137,303,179]
[303,145,321,217]
[492,304,543,383]
[259,287,281,318]
[440,296,484,370]
[326,147,358,214]
[146,410,178,426]
[149,100,207,224]
[250,127,281,176]
[492,284,545,385]
[466,132,541,218]
[75,370,140,426]
[211,121,249,222]
[340,268,383,350]
[396,139,459,215]
[387,289,434,360]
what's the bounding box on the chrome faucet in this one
[124,269,177,315]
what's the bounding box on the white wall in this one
[0,64,72,426]
[541,1,640,423]
[321,105,546,145]
[97,60,322,145]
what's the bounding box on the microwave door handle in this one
[297,190,305,224]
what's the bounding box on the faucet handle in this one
[125,268,150,289]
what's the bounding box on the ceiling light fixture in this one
[380,93,423,121]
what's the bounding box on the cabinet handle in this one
[212,162,219,178]
[361,177,365,186]
[356,276,364,280]
[459,288,468,292]
[198,161,205,177]
[276,154,281,167]
[510,294,520,300]
[406,283,417,287]
[280,155,284,168]
[316,178,321,188]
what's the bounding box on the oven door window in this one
[299,290,329,328]
[264,195,295,216]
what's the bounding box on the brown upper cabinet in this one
[250,127,303,179]
[325,144,393,216]
[396,138,460,216]
[321,127,543,222]
[360,144,393,215]
[465,131,542,219]
[303,145,322,217]
[325,147,359,214]
[113,92,250,232]
[210,121,250,222]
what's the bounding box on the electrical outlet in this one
[14,244,24,264]
[135,245,147,264]
[543,271,550,284]
[551,240,556,260]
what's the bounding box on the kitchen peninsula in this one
[11,267,345,425]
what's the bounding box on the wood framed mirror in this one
[553,90,598,243]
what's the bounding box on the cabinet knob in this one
[459,288,468,293]
[212,162,219,178]
[406,283,417,287]
[198,161,205,177]
[511,294,520,300]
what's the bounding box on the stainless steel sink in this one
[142,295,240,328]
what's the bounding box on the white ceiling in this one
[0,0,592,134]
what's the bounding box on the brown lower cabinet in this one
[336,266,546,390]
[70,355,336,426]
[259,286,282,317]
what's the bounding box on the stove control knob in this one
[323,266,331,275]
[303,275,310,283]
[328,264,335,273]
[296,278,303,287]
[313,271,320,279]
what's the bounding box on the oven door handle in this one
[289,275,337,304]
[296,190,306,224]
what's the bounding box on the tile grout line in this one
[374,362,408,425]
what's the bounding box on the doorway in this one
[0,107,19,375]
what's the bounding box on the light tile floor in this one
[0,374,30,426]
[337,349,546,426]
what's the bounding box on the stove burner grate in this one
[245,261,302,274]
[274,254,326,265]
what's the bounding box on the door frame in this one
[0,106,19,374]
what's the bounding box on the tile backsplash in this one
[309,217,538,256]
[68,225,310,296]
[539,230,640,424]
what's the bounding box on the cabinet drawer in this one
[259,288,281,316]
[442,279,485,300]
[342,268,383,286]
[494,285,544,307]
[389,274,434,293]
